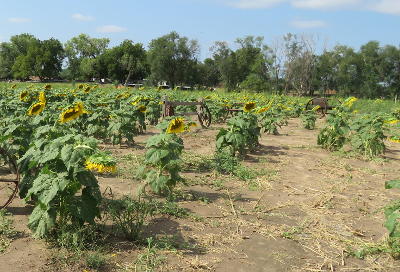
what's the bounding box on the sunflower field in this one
[1,82,400,271]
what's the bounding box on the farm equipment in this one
[161,96,212,128]
[305,97,341,116]
[0,147,19,209]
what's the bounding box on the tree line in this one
[0,32,399,98]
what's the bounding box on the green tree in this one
[98,40,148,85]
[147,31,199,88]
[64,34,110,80]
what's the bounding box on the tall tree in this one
[64,34,109,80]
[147,31,199,88]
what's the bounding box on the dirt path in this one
[1,118,400,271]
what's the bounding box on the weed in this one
[85,251,108,269]
[0,210,16,253]
[103,196,156,241]
[135,237,166,272]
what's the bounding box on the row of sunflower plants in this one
[317,97,400,158]
[0,85,118,238]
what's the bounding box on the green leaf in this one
[28,205,56,238]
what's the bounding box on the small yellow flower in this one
[166,117,185,134]
[27,102,45,116]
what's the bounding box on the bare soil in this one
[1,118,400,271]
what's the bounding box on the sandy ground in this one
[1,118,400,272]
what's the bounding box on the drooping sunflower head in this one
[78,84,84,89]
[27,102,45,116]
[85,152,117,173]
[59,102,87,123]
[83,86,91,93]
[44,84,51,90]
[19,90,29,102]
[243,102,256,112]
[166,117,185,134]
[11,84,17,89]
[137,105,147,113]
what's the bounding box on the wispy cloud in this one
[291,19,326,28]
[72,13,95,21]
[368,0,400,15]
[96,25,127,33]
[8,17,31,23]
[226,0,285,8]
[291,0,360,9]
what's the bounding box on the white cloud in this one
[96,25,127,33]
[72,13,94,21]
[222,0,400,15]
[226,0,286,8]
[8,17,31,23]
[291,19,326,28]
[291,0,361,9]
[368,0,400,15]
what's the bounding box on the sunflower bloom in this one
[19,90,29,102]
[137,105,147,113]
[166,117,185,134]
[343,97,358,108]
[27,102,45,116]
[59,102,88,123]
[44,84,51,90]
[243,102,256,112]
[385,119,400,125]
[84,86,91,93]
[38,91,46,104]
[85,160,116,173]
[312,105,321,111]
[389,137,400,143]
[257,106,271,114]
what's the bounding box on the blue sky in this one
[1,0,399,59]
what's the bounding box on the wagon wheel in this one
[305,98,328,118]
[0,147,19,209]
[197,104,212,128]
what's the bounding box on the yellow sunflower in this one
[78,84,84,89]
[166,117,185,134]
[19,90,29,102]
[389,137,400,143]
[27,102,45,116]
[59,102,88,123]
[311,105,321,111]
[257,106,271,114]
[385,119,400,125]
[343,97,358,108]
[44,84,51,90]
[83,86,91,93]
[85,160,116,173]
[243,102,256,112]
[137,105,147,113]
[38,91,46,104]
